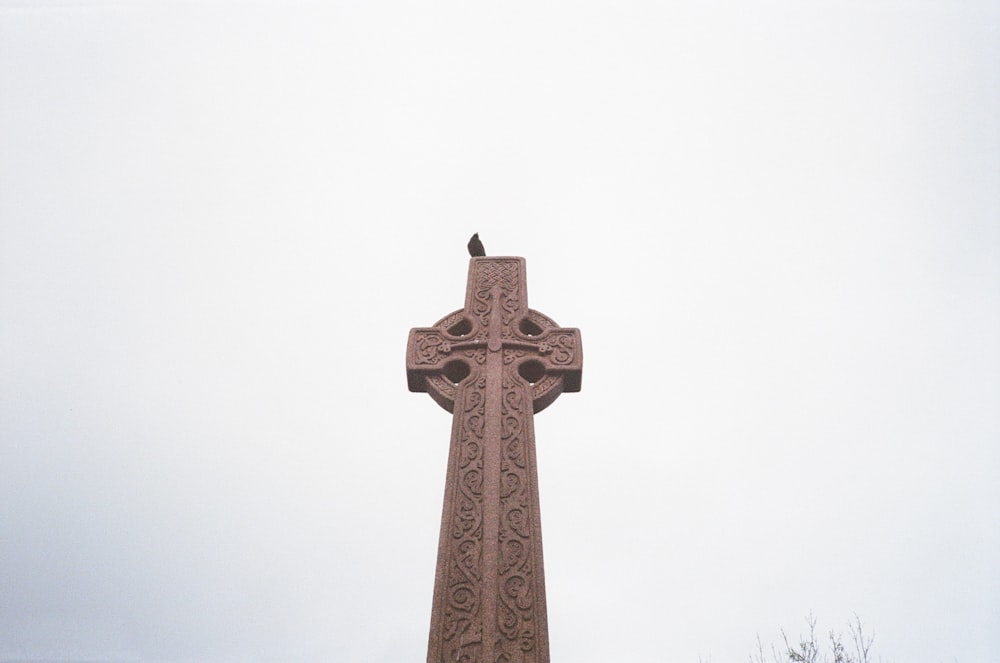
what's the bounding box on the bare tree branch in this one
[748,614,879,663]
[848,614,874,663]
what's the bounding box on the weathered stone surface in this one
[407,257,582,663]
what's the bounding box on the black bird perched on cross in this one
[467,232,486,257]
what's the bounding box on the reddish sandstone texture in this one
[407,257,582,663]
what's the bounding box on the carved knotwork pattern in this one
[525,310,551,330]
[426,375,456,403]
[441,375,487,663]
[503,349,527,365]
[495,365,539,660]
[465,349,487,365]
[540,332,576,366]
[414,331,450,365]
[439,311,467,331]
[472,260,520,334]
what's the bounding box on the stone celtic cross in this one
[407,256,583,663]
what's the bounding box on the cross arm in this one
[406,327,487,410]
[506,327,582,385]
[508,325,582,412]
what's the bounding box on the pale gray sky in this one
[1,1,998,661]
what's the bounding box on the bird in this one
[467,232,486,257]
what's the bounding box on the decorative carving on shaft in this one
[496,365,539,661]
[470,259,521,334]
[440,376,486,663]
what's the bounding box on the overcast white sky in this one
[1,1,998,662]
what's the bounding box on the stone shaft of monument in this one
[406,257,582,663]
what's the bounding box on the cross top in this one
[407,256,582,663]
[407,257,582,413]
